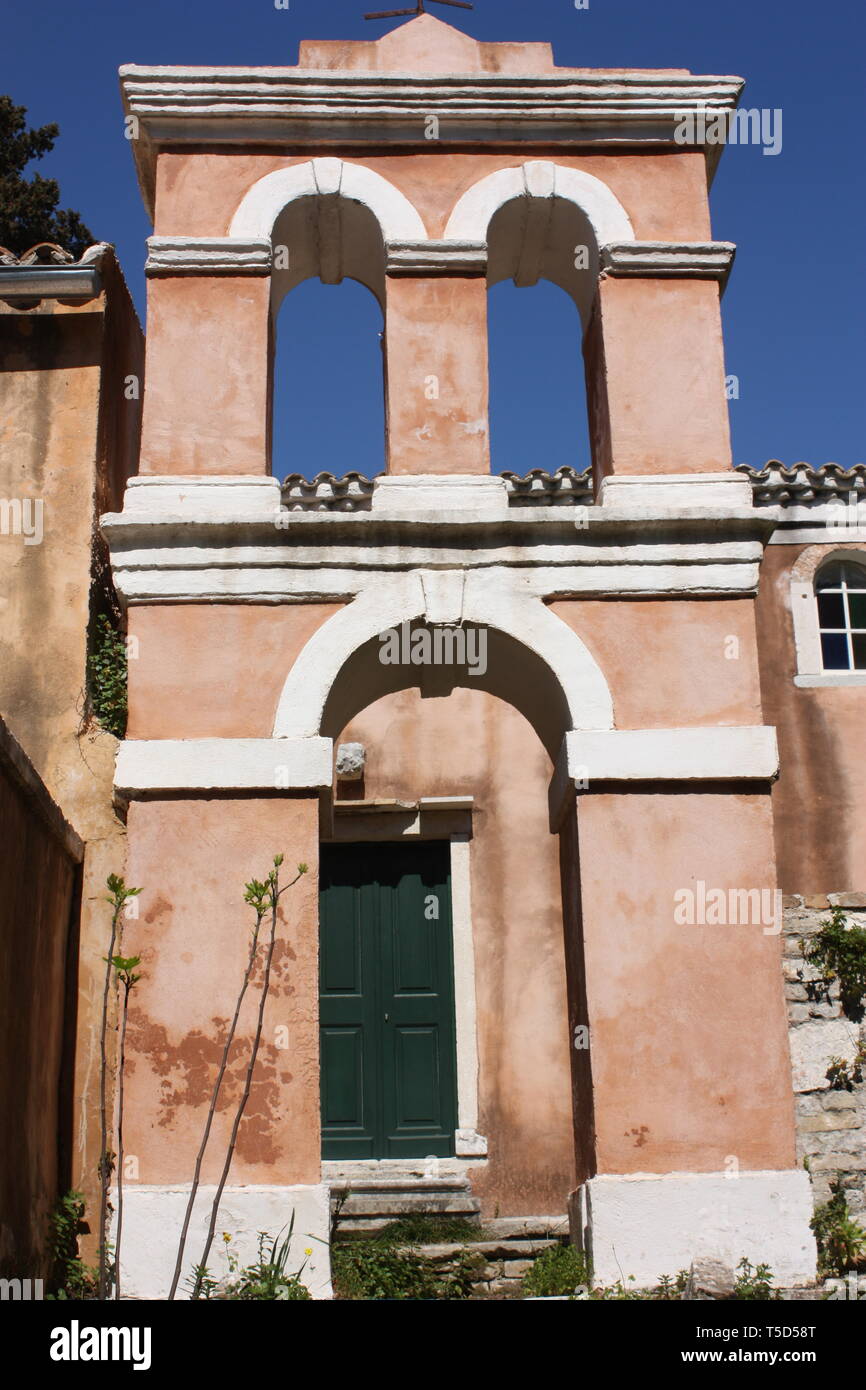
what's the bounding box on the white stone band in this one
[145,236,273,276]
[600,241,736,281]
[599,472,754,510]
[386,239,488,276]
[115,737,333,796]
[113,1184,332,1299]
[562,725,780,785]
[123,473,282,518]
[575,1169,816,1287]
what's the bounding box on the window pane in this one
[821,632,850,670]
[848,592,866,629]
[816,563,844,589]
[853,634,866,670]
[817,591,846,628]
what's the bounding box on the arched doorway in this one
[275,583,612,1215]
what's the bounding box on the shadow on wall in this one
[0,716,82,1282]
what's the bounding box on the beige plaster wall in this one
[550,597,764,728]
[384,276,489,475]
[139,276,270,476]
[587,276,732,478]
[143,143,716,481]
[153,150,711,245]
[127,603,343,738]
[0,263,143,1244]
[578,790,796,1174]
[755,544,866,894]
[123,796,321,1185]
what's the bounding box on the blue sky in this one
[2,0,863,476]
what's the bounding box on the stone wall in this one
[783,895,866,1221]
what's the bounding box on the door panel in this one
[319,841,457,1159]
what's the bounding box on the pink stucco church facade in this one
[98,16,866,1296]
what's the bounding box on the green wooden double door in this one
[319,841,458,1159]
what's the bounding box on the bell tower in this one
[105,16,816,1297]
[127,12,737,492]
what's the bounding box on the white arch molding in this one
[790,543,866,687]
[443,161,635,249]
[272,569,614,739]
[230,158,428,243]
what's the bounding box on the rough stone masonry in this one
[783,895,866,1220]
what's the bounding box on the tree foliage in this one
[0,95,93,258]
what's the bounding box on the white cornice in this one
[102,475,771,604]
[119,65,744,215]
[145,236,272,275]
[119,67,744,117]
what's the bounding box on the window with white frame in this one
[815,560,866,671]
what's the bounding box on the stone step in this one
[323,1159,473,1183]
[481,1216,569,1241]
[329,1177,472,1194]
[396,1237,562,1262]
[335,1192,481,1219]
[331,1174,482,1234]
[331,1210,571,1298]
[401,1220,570,1299]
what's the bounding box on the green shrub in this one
[732,1257,779,1300]
[197,1229,312,1301]
[801,908,866,1015]
[46,1191,100,1300]
[826,1042,866,1091]
[811,1183,866,1278]
[377,1215,486,1245]
[522,1243,589,1297]
[332,1238,478,1301]
[87,615,127,739]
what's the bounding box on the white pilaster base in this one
[123,473,282,519]
[113,1184,332,1300]
[599,472,753,510]
[371,474,508,518]
[572,1170,817,1288]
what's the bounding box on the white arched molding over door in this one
[230,158,428,243]
[272,569,614,739]
[444,162,635,251]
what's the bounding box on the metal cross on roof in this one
[364,0,474,22]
